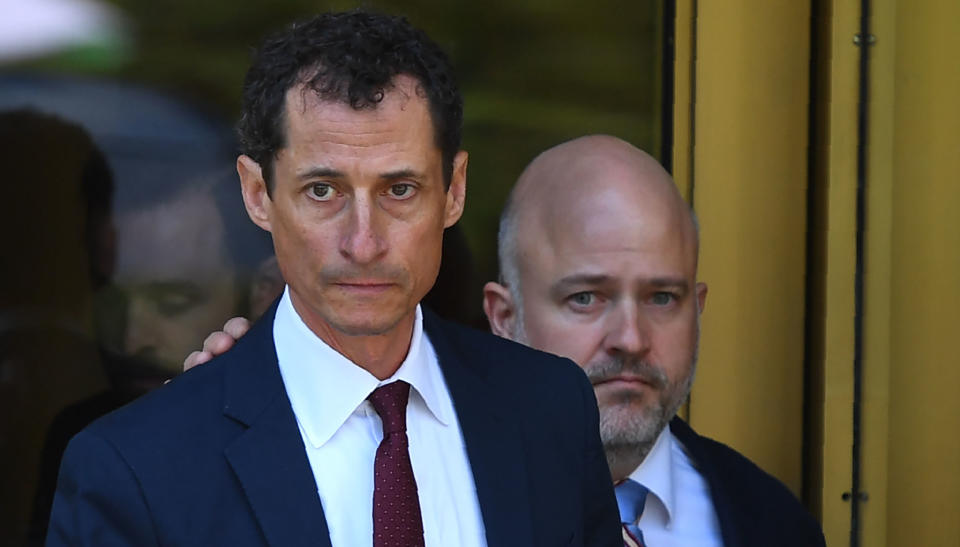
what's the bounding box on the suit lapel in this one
[424,311,535,547]
[222,303,332,547]
[670,417,744,547]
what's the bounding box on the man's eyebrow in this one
[297,166,344,180]
[549,274,691,295]
[549,274,614,297]
[648,277,690,290]
[379,168,422,181]
[554,273,614,288]
[295,167,424,181]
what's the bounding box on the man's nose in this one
[339,194,388,264]
[605,302,651,357]
[124,297,159,356]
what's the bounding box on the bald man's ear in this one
[483,281,519,340]
[238,155,273,232]
[695,282,708,314]
[443,150,468,228]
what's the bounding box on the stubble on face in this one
[586,352,695,469]
[512,307,697,466]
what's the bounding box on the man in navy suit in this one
[46,12,621,547]
[482,135,826,546]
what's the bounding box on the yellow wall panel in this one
[678,2,960,542]
[809,1,960,545]
[885,1,960,544]
[688,0,811,494]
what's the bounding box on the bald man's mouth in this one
[593,374,654,388]
[586,358,667,391]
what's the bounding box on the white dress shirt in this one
[273,287,487,547]
[627,426,724,546]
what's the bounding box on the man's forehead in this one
[516,156,695,246]
[284,74,423,119]
[514,185,698,289]
[522,186,683,249]
[115,193,230,281]
[278,76,437,161]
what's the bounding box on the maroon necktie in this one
[368,381,425,547]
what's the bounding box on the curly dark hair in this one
[237,10,463,193]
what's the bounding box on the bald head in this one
[498,135,698,296]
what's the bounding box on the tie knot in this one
[368,381,410,434]
[614,479,649,525]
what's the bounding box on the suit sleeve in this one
[575,370,622,547]
[46,430,160,547]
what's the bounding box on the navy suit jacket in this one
[47,305,621,547]
[669,418,826,547]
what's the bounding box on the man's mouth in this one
[592,374,654,388]
[332,281,395,294]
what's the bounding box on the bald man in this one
[482,135,824,546]
[187,136,825,547]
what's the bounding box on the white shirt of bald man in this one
[628,425,723,546]
[274,287,487,546]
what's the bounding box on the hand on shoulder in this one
[182,317,251,372]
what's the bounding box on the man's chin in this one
[595,383,653,409]
[102,351,180,391]
[331,321,397,337]
[323,308,411,337]
[598,403,669,450]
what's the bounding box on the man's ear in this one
[695,281,708,314]
[483,281,519,340]
[237,155,273,232]
[443,150,468,228]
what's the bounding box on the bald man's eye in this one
[308,183,335,201]
[568,292,596,309]
[651,292,676,306]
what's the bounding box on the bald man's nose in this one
[605,302,651,357]
[339,195,387,264]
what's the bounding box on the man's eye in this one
[388,183,415,199]
[152,291,203,316]
[570,292,595,307]
[651,292,675,306]
[310,183,335,201]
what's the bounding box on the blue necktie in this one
[615,479,648,546]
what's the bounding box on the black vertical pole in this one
[850,0,871,545]
[661,0,677,174]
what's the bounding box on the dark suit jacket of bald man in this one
[46,303,621,547]
[669,418,827,547]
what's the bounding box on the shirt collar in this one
[628,425,676,524]
[389,312,453,429]
[273,286,452,449]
